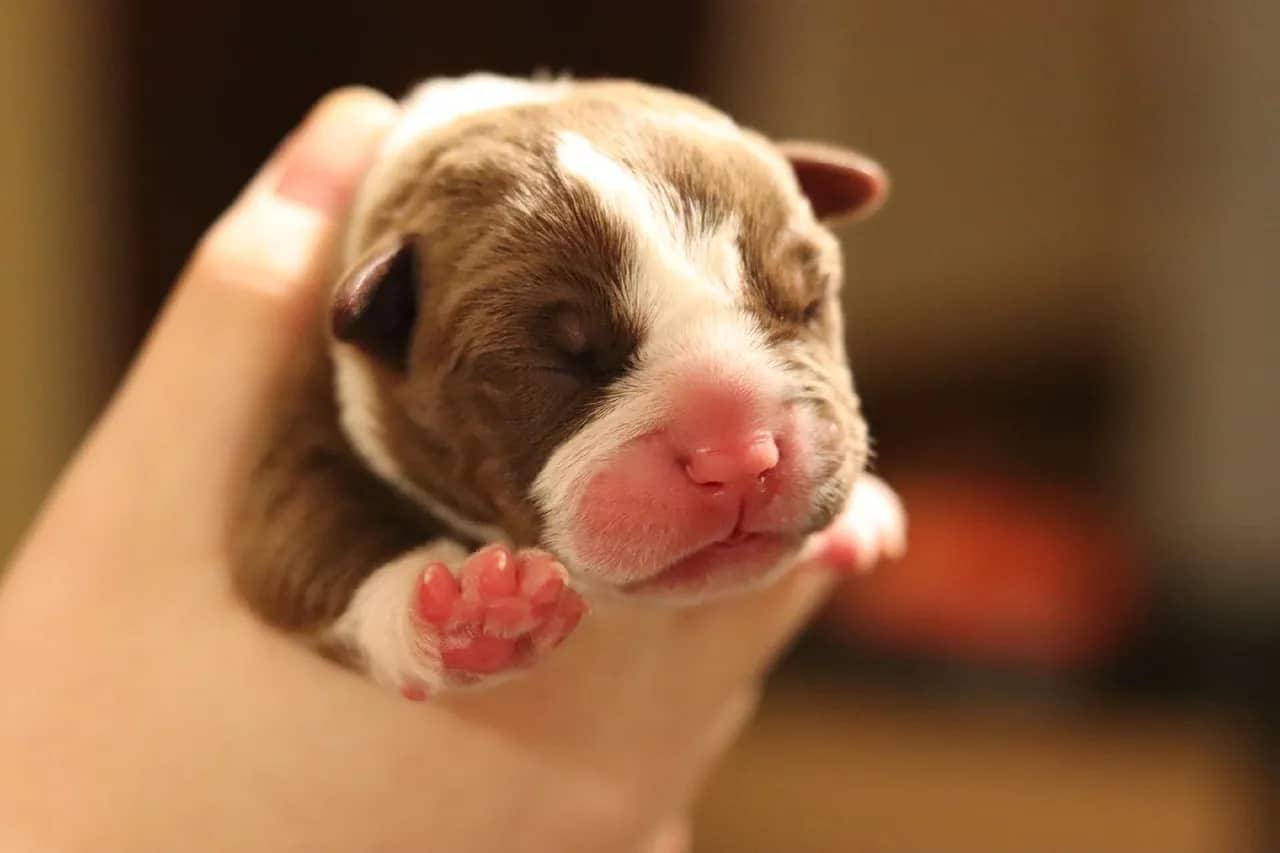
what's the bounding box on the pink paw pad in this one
[413,546,587,678]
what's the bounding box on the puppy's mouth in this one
[621,528,800,596]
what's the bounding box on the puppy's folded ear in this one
[776,141,889,224]
[331,236,420,371]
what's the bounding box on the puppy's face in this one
[333,77,887,598]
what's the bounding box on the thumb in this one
[106,87,397,469]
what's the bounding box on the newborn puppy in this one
[232,74,905,698]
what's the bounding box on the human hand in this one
[0,87,891,853]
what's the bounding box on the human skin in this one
[0,88,861,853]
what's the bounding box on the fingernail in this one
[273,87,398,216]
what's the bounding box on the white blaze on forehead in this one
[554,130,746,313]
[554,131,667,247]
[536,131,790,574]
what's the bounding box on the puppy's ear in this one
[331,236,420,371]
[776,141,889,224]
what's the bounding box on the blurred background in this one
[2,0,1276,849]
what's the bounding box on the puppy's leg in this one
[329,543,587,699]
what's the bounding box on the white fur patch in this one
[554,131,659,233]
[333,346,508,545]
[537,132,788,574]
[388,74,570,159]
[328,540,468,691]
[555,130,744,308]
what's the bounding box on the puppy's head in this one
[332,75,887,599]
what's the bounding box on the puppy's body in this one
[232,75,903,695]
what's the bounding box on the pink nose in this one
[683,432,780,487]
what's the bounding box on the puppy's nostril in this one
[683,437,779,486]
[684,462,725,489]
[744,433,781,475]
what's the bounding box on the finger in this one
[107,88,398,464]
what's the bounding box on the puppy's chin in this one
[556,531,804,605]
[610,476,862,603]
[536,447,860,605]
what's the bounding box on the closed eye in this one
[534,341,633,390]
[548,348,599,378]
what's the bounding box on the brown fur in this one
[229,330,450,633]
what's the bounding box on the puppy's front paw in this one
[409,546,586,694]
[333,543,587,701]
[806,474,907,574]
